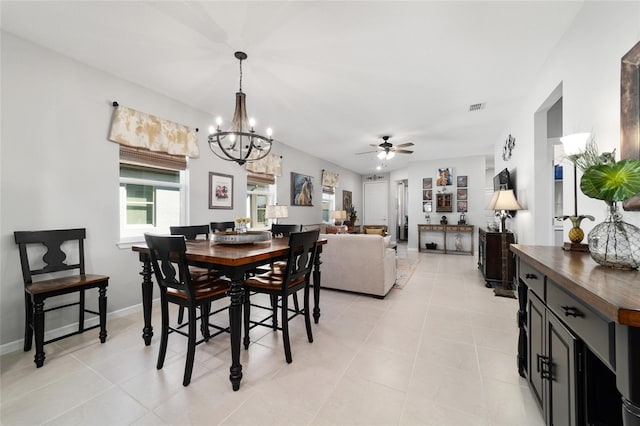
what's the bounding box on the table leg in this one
[312,247,322,324]
[228,273,244,391]
[139,253,154,346]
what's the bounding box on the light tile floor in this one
[1,245,545,425]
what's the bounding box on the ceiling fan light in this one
[387,151,395,159]
[377,151,386,160]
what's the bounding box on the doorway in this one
[363,181,388,228]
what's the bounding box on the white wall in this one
[0,32,361,349]
[407,155,487,253]
[500,2,640,244]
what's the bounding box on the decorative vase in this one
[587,203,640,270]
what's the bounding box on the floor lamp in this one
[487,189,523,298]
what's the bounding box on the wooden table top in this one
[132,237,327,267]
[511,245,640,327]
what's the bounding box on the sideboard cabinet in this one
[512,245,640,426]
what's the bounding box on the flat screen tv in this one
[493,168,518,216]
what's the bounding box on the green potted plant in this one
[577,139,640,269]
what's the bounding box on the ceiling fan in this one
[356,135,414,160]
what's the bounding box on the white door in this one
[363,181,388,226]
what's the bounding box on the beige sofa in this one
[316,233,397,298]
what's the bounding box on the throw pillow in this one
[365,228,384,235]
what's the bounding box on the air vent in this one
[469,102,485,112]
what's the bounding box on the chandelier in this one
[208,51,273,165]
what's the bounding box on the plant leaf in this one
[580,159,640,203]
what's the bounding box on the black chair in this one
[14,228,108,367]
[144,233,230,386]
[243,230,320,363]
[271,224,302,237]
[170,225,223,325]
[210,221,235,233]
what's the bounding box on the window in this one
[322,186,335,223]
[247,180,275,229]
[119,164,185,241]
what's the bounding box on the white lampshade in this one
[330,210,347,219]
[490,189,523,211]
[266,205,288,219]
[560,133,590,157]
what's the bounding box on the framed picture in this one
[291,172,314,206]
[457,175,467,187]
[209,172,233,209]
[436,167,453,186]
[423,190,432,201]
[457,200,468,212]
[342,190,352,210]
[423,201,432,212]
[457,188,467,200]
[436,193,453,212]
[422,178,432,189]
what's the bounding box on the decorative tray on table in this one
[211,231,272,245]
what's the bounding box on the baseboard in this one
[0,302,148,356]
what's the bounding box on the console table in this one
[511,245,640,426]
[417,224,474,255]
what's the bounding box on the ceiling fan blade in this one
[395,142,414,148]
[369,144,381,148]
[395,149,414,154]
[355,150,379,155]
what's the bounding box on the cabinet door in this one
[528,291,546,411]
[547,313,581,426]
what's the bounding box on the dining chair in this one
[144,233,230,386]
[14,228,109,367]
[210,221,235,233]
[170,225,225,326]
[271,224,302,237]
[243,229,320,363]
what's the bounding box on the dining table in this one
[131,235,327,391]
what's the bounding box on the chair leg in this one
[303,287,313,343]
[33,299,45,368]
[156,294,169,370]
[183,305,197,386]
[293,293,300,313]
[78,289,85,332]
[23,293,33,351]
[98,286,107,343]
[177,306,185,325]
[243,292,251,349]
[271,295,278,330]
[281,295,292,364]
[201,302,210,342]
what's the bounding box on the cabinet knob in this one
[525,273,538,280]
[561,306,583,318]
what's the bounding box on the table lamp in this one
[330,210,347,226]
[487,189,523,232]
[266,205,288,225]
[560,132,594,251]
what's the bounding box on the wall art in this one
[209,172,233,209]
[291,172,314,206]
[436,168,453,186]
[457,175,467,187]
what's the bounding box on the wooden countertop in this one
[511,245,640,327]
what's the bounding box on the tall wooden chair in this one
[210,221,235,233]
[243,230,320,363]
[170,225,223,325]
[271,224,301,237]
[145,233,230,386]
[14,228,108,367]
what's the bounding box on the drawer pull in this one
[525,273,538,280]
[537,354,552,380]
[561,306,584,318]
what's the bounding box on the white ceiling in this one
[1,1,583,174]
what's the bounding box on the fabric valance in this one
[322,169,339,187]
[108,105,199,158]
[245,153,282,176]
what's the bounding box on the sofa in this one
[315,232,397,298]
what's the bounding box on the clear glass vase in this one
[587,203,640,270]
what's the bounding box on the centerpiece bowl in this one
[212,230,272,245]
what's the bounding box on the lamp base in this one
[562,242,589,252]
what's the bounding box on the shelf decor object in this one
[560,132,594,251]
[208,52,273,165]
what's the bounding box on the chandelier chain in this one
[238,57,243,92]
